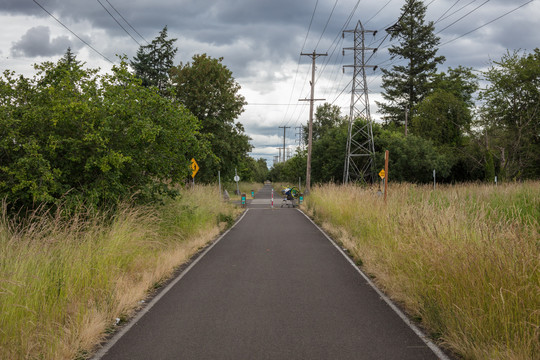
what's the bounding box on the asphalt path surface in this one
[95,185,447,360]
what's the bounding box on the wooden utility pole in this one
[300,51,327,194]
[279,126,290,163]
[384,150,389,203]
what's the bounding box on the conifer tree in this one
[377,0,445,127]
[131,26,177,95]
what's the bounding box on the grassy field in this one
[0,185,241,360]
[303,182,539,360]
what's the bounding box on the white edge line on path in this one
[296,209,451,360]
[92,209,250,359]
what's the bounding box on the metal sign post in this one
[190,158,199,187]
[234,168,240,195]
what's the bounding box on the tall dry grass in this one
[0,185,240,360]
[304,182,539,360]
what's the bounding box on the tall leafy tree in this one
[377,0,445,127]
[375,129,453,183]
[0,52,202,209]
[412,89,471,147]
[303,102,346,143]
[131,26,177,95]
[479,49,540,180]
[311,122,348,183]
[430,66,478,107]
[170,54,250,182]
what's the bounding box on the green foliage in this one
[0,52,202,210]
[248,157,269,183]
[378,0,445,127]
[311,122,348,183]
[268,149,306,184]
[302,102,346,143]
[479,49,540,180]
[170,54,251,182]
[375,129,453,183]
[130,26,178,95]
[412,89,471,147]
[430,66,479,107]
[484,151,495,182]
[236,156,268,183]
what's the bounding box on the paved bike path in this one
[95,185,445,359]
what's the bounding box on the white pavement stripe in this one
[297,209,452,360]
[92,209,250,359]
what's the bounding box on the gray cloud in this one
[1,0,538,163]
[11,26,72,57]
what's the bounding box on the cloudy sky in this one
[1,0,538,166]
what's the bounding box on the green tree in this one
[377,0,445,128]
[253,158,269,183]
[375,129,453,183]
[268,150,306,185]
[170,54,251,182]
[131,26,177,95]
[0,52,202,210]
[412,88,471,147]
[479,49,540,180]
[430,66,478,107]
[311,123,348,183]
[303,102,346,143]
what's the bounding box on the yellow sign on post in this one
[379,169,385,179]
[190,158,199,178]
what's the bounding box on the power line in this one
[441,0,535,46]
[315,0,339,51]
[105,0,148,44]
[435,0,490,35]
[434,0,462,24]
[96,0,141,46]
[32,0,113,63]
[289,0,362,129]
[279,0,319,129]
[365,0,394,26]
[435,0,478,24]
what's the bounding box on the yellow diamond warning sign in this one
[379,169,385,179]
[190,158,199,178]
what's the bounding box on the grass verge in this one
[303,182,539,360]
[0,185,241,360]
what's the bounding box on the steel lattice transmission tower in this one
[343,21,377,185]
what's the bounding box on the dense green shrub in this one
[0,54,205,209]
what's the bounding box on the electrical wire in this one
[441,0,535,46]
[96,0,141,46]
[435,0,490,34]
[315,0,339,51]
[278,0,319,129]
[434,0,462,24]
[105,0,148,44]
[365,0,393,26]
[435,0,478,24]
[32,0,113,63]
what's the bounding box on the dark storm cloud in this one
[11,26,72,57]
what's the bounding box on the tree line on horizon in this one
[271,0,539,186]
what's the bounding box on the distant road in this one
[94,184,448,360]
